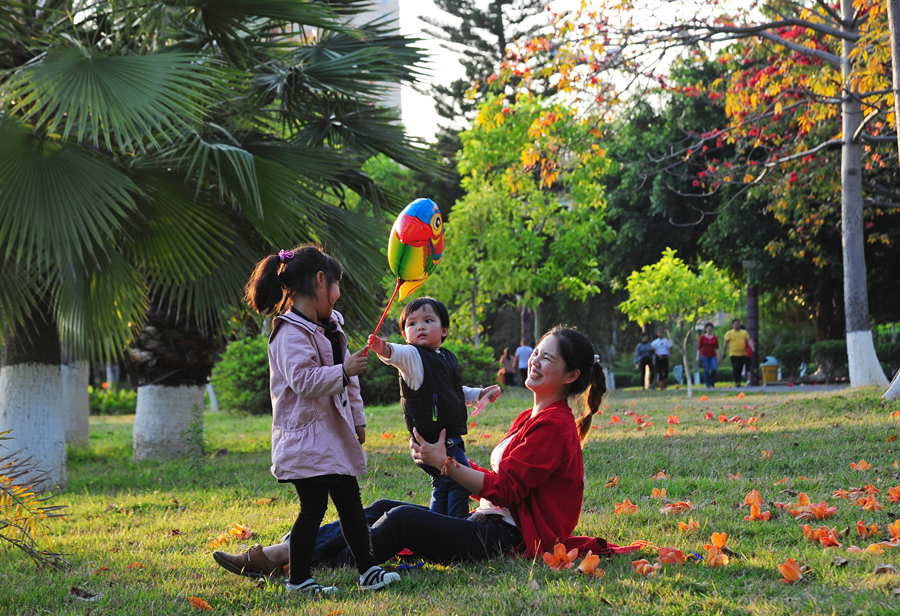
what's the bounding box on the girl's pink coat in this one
[268,310,367,480]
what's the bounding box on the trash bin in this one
[760,356,780,385]
[761,365,778,385]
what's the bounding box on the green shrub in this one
[358,352,400,407]
[772,343,811,379]
[443,341,496,387]
[810,340,848,382]
[613,371,642,389]
[88,385,137,415]
[876,342,900,371]
[211,335,271,415]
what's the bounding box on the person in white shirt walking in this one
[514,340,534,388]
[650,327,673,389]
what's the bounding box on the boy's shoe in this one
[213,545,283,579]
[285,578,338,595]
[359,565,401,591]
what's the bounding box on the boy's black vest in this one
[400,346,468,444]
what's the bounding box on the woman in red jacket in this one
[214,326,621,576]
[364,325,612,562]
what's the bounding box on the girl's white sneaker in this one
[359,565,401,591]
[285,578,338,595]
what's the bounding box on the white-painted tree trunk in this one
[885,366,900,401]
[61,361,90,446]
[133,384,205,461]
[839,2,890,389]
[847,331,889,388]
[0,364,67,491]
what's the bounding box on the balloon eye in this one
[431,213,442,234]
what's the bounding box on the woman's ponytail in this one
[575,358,608,445]
[542,326,609,447]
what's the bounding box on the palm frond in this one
[239,155,332,247]
[3,46,218,151]
[125,171,237,286]
[244,142,344,183]
[150,236,258,334]
[0,120,137,267]
[162,132,264,214]
[301,18,430,87]
[296,103,438,176]
[190,0,360,64]
[54,251,148,363]
[0,260,46,339]
[319,205,388,332]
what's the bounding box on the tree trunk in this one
[883,0,900,399]
[61,359,90,446]
[887,0,900,159]
[682,330,693,399]
[133,384,205,461]
[520,306,532,346]
[886,364,900,399]
[840,2,890,387]
[747,282,759,386]
[814,274,844,341]
[533,303,541,344]
[471,271,480,348]
[0,313,66,492]
[128,299,217,461]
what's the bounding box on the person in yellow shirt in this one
[721,318,755,387]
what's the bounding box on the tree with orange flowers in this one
[498,0,897,389]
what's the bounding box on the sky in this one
[395,0,580,142]
[397,0,465,142]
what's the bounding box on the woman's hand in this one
[410,428,447,469]
[355,425,366,444]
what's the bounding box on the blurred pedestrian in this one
[722,318,754,387]
[651,328,673,389]
[696,323,719,389]
[633,332,655,390]
[499,348,517,386]
[514,340,534,387]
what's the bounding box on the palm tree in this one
[0,1,433,483]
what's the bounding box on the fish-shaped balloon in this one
[387,198,444,299]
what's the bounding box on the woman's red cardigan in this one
[472,400,635,558]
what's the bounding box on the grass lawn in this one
[5,386,900,615]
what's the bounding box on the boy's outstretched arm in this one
[466,384,502,416]
[479,384,501,404]
[367,334,393,360]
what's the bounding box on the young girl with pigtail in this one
[239,244,399,594]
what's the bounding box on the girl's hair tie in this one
[594,354,600,364]
[278,250,294,262]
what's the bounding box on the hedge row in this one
[210,334,499,414]
[772,340,900,381]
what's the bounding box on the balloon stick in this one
[363,279,401,357]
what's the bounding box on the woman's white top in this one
[470,435,516,527]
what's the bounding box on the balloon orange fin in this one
[398,278,428,300]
